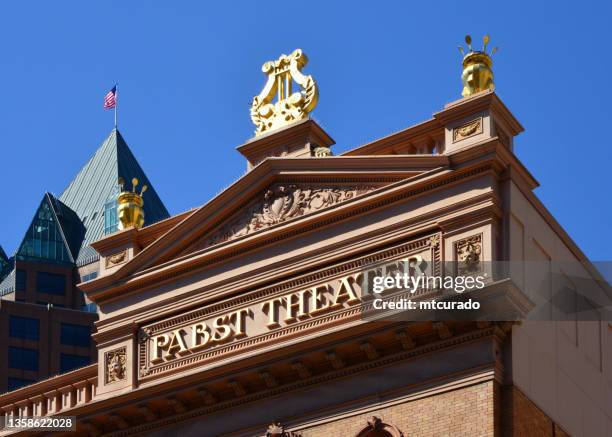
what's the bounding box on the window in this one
[80,271,98,282]
[104,200,118,235]
[36,272,65,295]
[16,269,26,291]
[60,354,90,373]
[60,323,91,347]
[9,316,39,340]
[7,377,35,391]
[81,303,98,313]
[8,347,39,371]
[16,198,71,263]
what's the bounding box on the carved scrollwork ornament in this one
[312,146,332,157]
[251,49,319,135]
[199,184,375,249]
[453,118,483,142]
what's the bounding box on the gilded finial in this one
[250,49,319,136]
[459,34,498,97]
[116,176,146,230]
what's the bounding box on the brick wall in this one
[299,381,496,437]
[501,385,570,437]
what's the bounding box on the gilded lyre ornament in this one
[117,177,147,230]
[250,49,319,135]
[458,34,498,97]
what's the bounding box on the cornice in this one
[90,209,196,256]
[434,90,524,136]
[445,137,538,190]
[344,91,524,158]
[91,227,140,255]
[236,118,335,156]
[4,322,506,436]
[342,118,442,156]
[85,162,498,313]
[80,157,449,294]
[81,139,549,310]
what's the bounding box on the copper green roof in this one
[58,129,169,265]
[0,269,15,296]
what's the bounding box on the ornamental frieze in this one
[139,233,441,378]
[191,184,376,252]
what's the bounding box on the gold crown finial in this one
[250,49,319,136]
[117,176,146,230]
[459,34,498,97]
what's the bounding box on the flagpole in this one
[114,84,118,129]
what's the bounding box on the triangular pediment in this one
[104,155,448,279]
[178,181,378,256]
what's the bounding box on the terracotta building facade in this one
[0,48,611,437]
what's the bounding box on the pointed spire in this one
[58,129,169,264]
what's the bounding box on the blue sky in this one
[0,1,610,261]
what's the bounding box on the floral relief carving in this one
[265,422,302,437]
[197,184,375,250]
[453,117,483,142]
[427,234,441,249]
[105,347,127,384]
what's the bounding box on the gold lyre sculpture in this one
[117,177,147,230]
[250,49,319,136]
[458,35,498,97]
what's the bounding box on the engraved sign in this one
[138,234,441,377]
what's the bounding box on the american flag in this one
[104,86,117,109]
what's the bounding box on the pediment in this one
[179,181,378,256]
[100,155,449,279]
